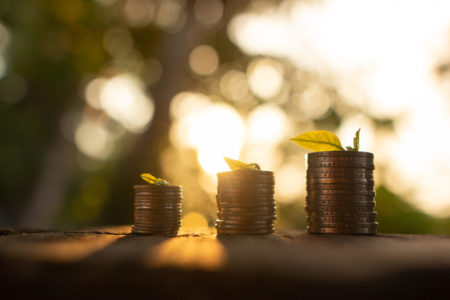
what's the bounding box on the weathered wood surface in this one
[1,227,450,298]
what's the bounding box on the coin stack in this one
[306,151,377,235]
[216,169,276,235]
[132,185,182,236]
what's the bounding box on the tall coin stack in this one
[306,151,377,235]
[216,169,276,235]
[132,185,182,236]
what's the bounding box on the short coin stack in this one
[216,169,276,235]
[306,151,377,235]
[132,184,182,236]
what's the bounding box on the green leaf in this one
[224,157,260,171]
[140,173,168,185]
[290,130,345,152]
[353,128,361,152]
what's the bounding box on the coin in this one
[307,167,374,174]
[134,194,182,199]
[218,206,276,212]
[217,211,276,216]
[216,218,273,224]
[308,151,373,158]
[308,156,373,163]
[216,224,274,230]
[307,215,376,223]
[305,205,374,212]
[134,221,181,226]
[134,198,181,203]
[217,214,276,219]
[217,194,274,200]
[306,199,375,206]
[216,196,275,203]
[134,215,181,220]
[217,229,274,235]
[307,172,373,179]
[134,205,182,211]
[308,189,375,196]
[307,222,377,228]
[307,183,374,191]
[134,224,181,229]
[134,214,181,219]
[134,200,182,206]
[217,204,275,210]
[306,194,374,201]
[307,177,374,185]
[217,212,276,218]
[307,226,377,235]
[134,222,181,227]
[307,161,374,169]
[217,189,274,197]
[134,195,182,200]
[133,228,180,233]
[134,211,181,216]
[308,211,376,218]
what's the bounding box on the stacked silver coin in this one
[216,169,276,235]
[132,185,182,236]
[306,151,377,235]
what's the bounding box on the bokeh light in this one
[189,45,219,76]
[99,73,155,133]
[154,0,186,33]
[247,104,288,146]
[122,0,156,28]
[195,104,245,175]
[247,58,284,99]
[194,0,224,26]
[74,117,113,160]
[219,70,249,102]
[181,212,208,229]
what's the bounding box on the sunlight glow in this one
[99,73,154,133]
[275,164,305,203]
[170,92,245,176]
[147,236,228,271]
[229,0,450,215]
[196,104,245,175]
[247,104,288,146]
[181,212,208,229]
[247,58,284,99]
[74,118,113,160]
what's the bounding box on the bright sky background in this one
[227,0,450,216]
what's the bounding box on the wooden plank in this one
[1,227,450,297]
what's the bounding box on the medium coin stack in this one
[306,151,377,235]
[216,169,276,235]
[132,184,182,236]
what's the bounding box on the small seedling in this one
[140,173,169,185]
[290,129,361,152]
[224,157,260,171]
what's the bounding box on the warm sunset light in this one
[4,0,450,234]
[6,2,450,297]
